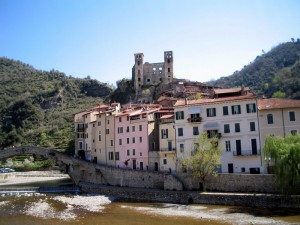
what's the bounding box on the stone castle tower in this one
[132,51,174,94]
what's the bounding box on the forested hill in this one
[0,57,113,152]
[207,40,300,99]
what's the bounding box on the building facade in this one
[174,88,263,174]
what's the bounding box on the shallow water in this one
[0,193,300,225]
[0,178,299,225]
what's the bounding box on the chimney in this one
[185,98,188,105]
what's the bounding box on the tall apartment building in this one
[114,107,160,170]
[74,103,120,165]
[158,114,176,173]
[174,88,262,174]
[132,51,174,94]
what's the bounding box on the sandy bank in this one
[0,171,70,186]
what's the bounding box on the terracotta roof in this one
[174,94,257,106]
[258,98,300,110]
[213,87,250,94]
[160,114,174,119]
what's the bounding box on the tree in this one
[264,134,300,195]
[183,133,221,191]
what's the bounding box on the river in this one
[0,176,300,225]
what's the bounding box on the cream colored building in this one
[258,98,300,173]
[174,88,263,174]
[158,114,176,173]
[74,103,120,165]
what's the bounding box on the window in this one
[241,168,245,173]
[140,152,142,156]
[133,149,136,156]
[168,68,170,72]
[109,152,114,160]
[267,114,273,124]
[132,137,135,143]
[193,127,199,135]
[224,124,230,133]
[207,130,218,138]
[139,137,142,143]
[236,140,241,155]
[132,126,135,132]
[107,119,110,125]
[99,135,101,141]
[139,125,142,131]
[178,128,183,137]
[163,159,167,165]
[251,139,257,154]
[161,129,168,139]
[119,139,122,145]
[291,130,298,135]
[119,117,122,122]
[79,141,83,150]
[190,113,201,122]
[106,129,109,134]
[110,140,113,146]
[225,141,231,152]
[250,122,256,131]
[207,108,216,117]
[235,123,240,132]
[289,111,296,121]
[98,121,101,126]
[126,126,129,132]
[179,144,184,152]
[223,106,229,116]
[246,103,256,113]
[115,152,119,160]
[93,124,95,127]
[127,149,130,156]
[117,127,123,133]
[127,138,129,144]
[127,116,129,121]
[231,105,241,114]
[175,111,184,120]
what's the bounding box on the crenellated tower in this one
[132,53,144,93]
[164,51,173,84]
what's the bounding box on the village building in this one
[174,87,263,174]
[158,114,176,173]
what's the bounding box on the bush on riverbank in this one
[0,154,56,171]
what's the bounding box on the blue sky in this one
[1,0,300,85]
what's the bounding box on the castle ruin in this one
[132,51,174,95]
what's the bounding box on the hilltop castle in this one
[132,51,174,94]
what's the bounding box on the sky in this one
[1,0,300,86]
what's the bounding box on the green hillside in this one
[0,57,113,152]
[207,40,300,99]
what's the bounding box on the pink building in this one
[114,107,159,170]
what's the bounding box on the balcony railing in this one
[187,117,202,123]
[160,148,176,152]
[233,149,261,156]
[76,128,85,132]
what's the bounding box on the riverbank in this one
[80,182,300,209]
[0,171,69,186]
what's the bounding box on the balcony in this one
[76,128,85,132]
[187,117,202,123]
[233,149,261,156]
[160,148,176,152]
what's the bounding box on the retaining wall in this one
[80,182,300,208]
[178,173,279,193]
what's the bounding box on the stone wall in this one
[80,182,300,208]
[178,173,279,193]
[68,159,183,191]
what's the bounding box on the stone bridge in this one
[0,146,183,191]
